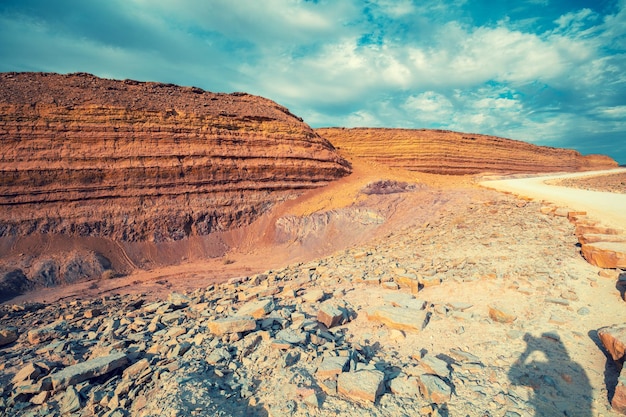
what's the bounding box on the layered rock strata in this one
[0,72,351,242]
[317,128,617,175]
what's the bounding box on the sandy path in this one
[480,168,626,230]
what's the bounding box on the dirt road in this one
[481,168,626,230]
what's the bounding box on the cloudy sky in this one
[1,0,625,163]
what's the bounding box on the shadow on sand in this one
[508,332,592,417]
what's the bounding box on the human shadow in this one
[508,332,592,417]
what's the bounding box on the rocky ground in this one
[1,188,625,417]
[549,172,626,194]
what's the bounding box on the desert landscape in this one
[1,73,626,417]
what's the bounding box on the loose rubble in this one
[1,193,624,416]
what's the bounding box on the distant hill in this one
[317,127,617,175]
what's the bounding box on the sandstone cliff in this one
[0,72,351,243]
[317,128,617,175]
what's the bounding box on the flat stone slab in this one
[316,356,349,379]
[598,323,626,361]
[579,233,626,245]
[367,306,427,332]
[419,355,450,378]
[274,328,307,345]
[28,320,67,345]
[51,352,128,390]
[207,316,257,336]
[235,298,275,319]
[581,242,626,269]
[383,293,426,310]
[337,370,385,402]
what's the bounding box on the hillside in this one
[0,72,351,243]
[317,127,617,175]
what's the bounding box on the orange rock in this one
[613,366,626,414]
[367,306,427,332]
[598,324,626,362]
[579,234,626,245]
[581,242,626,269]
[576,225,622,237]
[0,72,351,243]
[395,274,419,294]
[489,305,517,324]
[567,211,587,222]
[317,128,618,175]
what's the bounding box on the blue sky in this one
[1,0,625,164]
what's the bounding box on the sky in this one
[0,0,625,164]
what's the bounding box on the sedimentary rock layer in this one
[317,128,617,175]
[0,72,351,242]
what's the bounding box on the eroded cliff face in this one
[317,128,617,175]
[0,72,351,243]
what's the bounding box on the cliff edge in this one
[0,72,351,243]
[317,127,617,175]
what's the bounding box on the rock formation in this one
[317,128,617,175]
[0,192,614,416]
[0,72,351,243]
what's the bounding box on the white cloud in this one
[1,0,625,162]
[403,92,454,123]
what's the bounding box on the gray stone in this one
[419,355,450,378]
[337,370,385,402]
[316,356,349,379]
[207,347,231,365]
[168,292,192,309]
[275,328,307,345]
[60,386,81,414]
[236,298,275,319]
[27,320,67,344]
[302,289,325,303]
[50,352,129,390]
[389,374,420,397]
[0,327,18,346]
[417,374,451,404]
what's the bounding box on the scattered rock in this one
[50,352,129,390]
[0,327,18,346]
[367,306,427,332]
[598,324,626,361]
[236,298,275,319]
[317,303,344,329]
[419,355,450,378]
[389,374,420,397]
[317,356,350,379]
[207,316,257,336]
[11,362,40,384]
[337,370,385,402]
[61,386,82,415]
[581,242,626,269]
[27,320,67,344]
[417,374,452,404]
[488,305,517,324]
